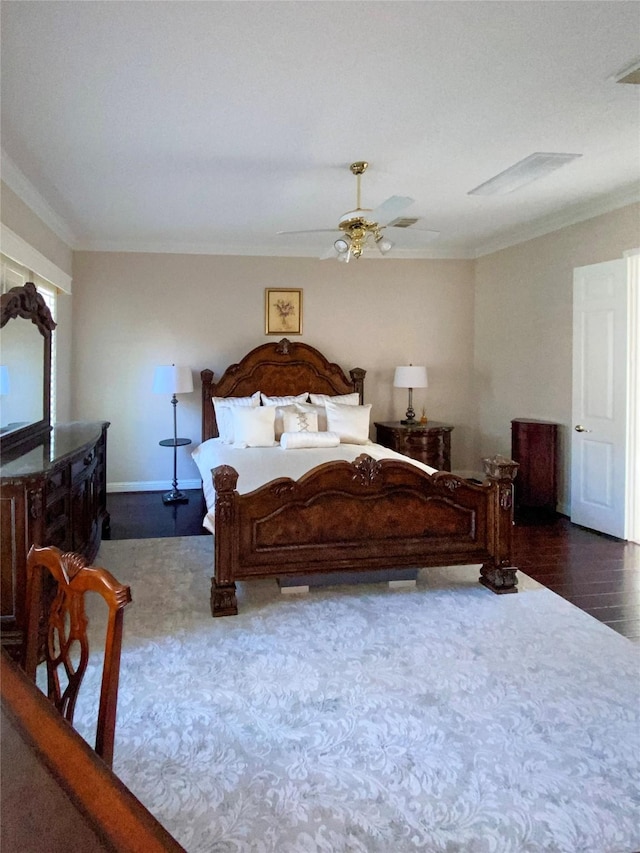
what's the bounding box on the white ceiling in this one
[1,0,639,260]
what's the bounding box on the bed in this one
[195,338,519,616]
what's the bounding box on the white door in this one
[571,259,628,537]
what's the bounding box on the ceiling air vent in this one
[467,152,582,196]
[387,217,420,228]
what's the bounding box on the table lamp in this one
[152,364,194,504]
[393,365,428,424]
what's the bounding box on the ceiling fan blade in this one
[387,225,440,240]
[319,245,338,260]
[277,228,341,235]
[370,195,415,225]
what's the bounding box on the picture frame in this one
[265,288,303,335]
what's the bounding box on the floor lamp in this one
[152,364,194,504]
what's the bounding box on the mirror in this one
[0,282,55,457]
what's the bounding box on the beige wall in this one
[71,252,477,489]
[474,202,639,513]
[0,180,74,422]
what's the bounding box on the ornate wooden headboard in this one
[200,338,366,441]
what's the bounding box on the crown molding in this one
[1,149,78,248]
[472,182,640,258]
[76,239,470,260]
[77,240,472,261]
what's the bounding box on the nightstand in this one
[374,421,453,470]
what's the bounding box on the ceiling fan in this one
[277,161,439,261]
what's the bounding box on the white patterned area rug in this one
[73,536,640,853]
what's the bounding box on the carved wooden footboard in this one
[211,453,519,616]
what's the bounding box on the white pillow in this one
[280,431,340,449]
[309,392,360,406]
[325,400,372,445]
[283,408,319,433]
[229,405,276,447]
[294,402,328,431]
[212,391,261,443]
[261,392,309,406]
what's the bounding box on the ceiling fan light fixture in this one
[375,235,394,255]
[334,238,350,254]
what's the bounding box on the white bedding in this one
[192,438,437,533]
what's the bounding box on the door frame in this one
[625,249,639,544]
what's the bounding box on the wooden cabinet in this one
[0,422,110,655]
[374,421,453,470]
[511,418,558,513]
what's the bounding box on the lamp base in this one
[162,489,189,505]
[401,417,418,425]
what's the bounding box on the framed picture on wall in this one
[265,288,303,335]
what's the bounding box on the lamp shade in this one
[393,365,428,389]
[152,365,194,395]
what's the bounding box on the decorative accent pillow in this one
[229,405,276,447]
[283,409,319,434]
[280,431,340,450]
[261,392,309,406]
[325,400,372,445]
[212,391,261,443]
[294,402,329,431]
[309,392,360,406]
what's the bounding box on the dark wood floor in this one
[105,491,640,641]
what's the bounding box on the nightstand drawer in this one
[374,421,453,471]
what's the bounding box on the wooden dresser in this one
[374,421,453,470]
[0,422,110,655]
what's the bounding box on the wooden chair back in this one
[22,545,132,767]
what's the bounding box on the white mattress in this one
[191,438,437,533]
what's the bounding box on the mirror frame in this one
[0,282,56,457]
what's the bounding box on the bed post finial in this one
[482,454,519,483]
[350,367,366,404]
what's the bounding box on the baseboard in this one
[107,479,202,493]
